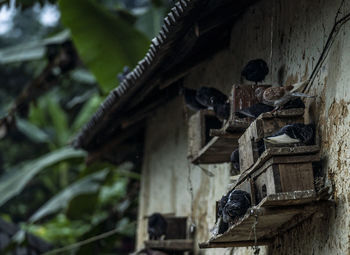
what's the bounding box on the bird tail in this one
[264,134,301,144]
[291,92,315,98]
[236,109,255,118]
[290,80,309,93]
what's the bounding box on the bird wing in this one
[290,80,309,93]
[263,87,286,102]
[264,133,301,144]
[291,92,315,98]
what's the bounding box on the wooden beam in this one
[209,129,242,139]
[198,240,271,248]
[145,239,194,251]
[86,125,142,165]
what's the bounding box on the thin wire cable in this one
[303,0,350,93]
[269,0,275,85]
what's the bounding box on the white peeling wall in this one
[136,0,350,254]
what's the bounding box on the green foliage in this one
[135,5,167,39]
[0,0,168,253]
[59,0,150,93]
[29,169,108,222]
[16,118,50,143]
[0,147,86,207]
[0,30,70,64]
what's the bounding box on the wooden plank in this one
[187,111,206,159]
[145,239,194,251]
[209,129,242,139]
[200,191,330,249]
[239,125,259,172]
[229,84,271,121]
[259,190,317,207]
[199,240,271,248]
[258,108,305,119]
[235,147,320,187]
[224,119,250,132]
[277,163,314,192]
[237,108,305,172]
[191,136,239,164]
[164,217,188,240]
[255,163,315,204]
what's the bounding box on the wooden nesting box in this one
[238,108,305,173]
[254,162,315,204]
[225,84,271,131]
[199,191,333,249]
[188,85,271,165]
[145,216,194,252]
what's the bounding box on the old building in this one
[74,0,350,254]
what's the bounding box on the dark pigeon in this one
[235,103,274,119]
[217,194,229,234]
[218,194,229,218]
[217,217,229,234]
[223,190,251,224]
[230,149,240,172]
[213,102,230,120]
[282,98,305,109]
[148,213,167,240]
[264,123,315,145]
[241,59,269,84]
[181,87,207,111]
[255,139,266,156]
[196,87,228,108]
[117,66,131,83]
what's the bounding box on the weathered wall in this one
[136,0,350,254]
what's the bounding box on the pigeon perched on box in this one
[235,103,274,119]
[230,149,240,172]
[196,87,228,108]
[222,190,251,225]
[213,101,230,120]
[147,213,168,240]
[241,59,269,84]
[216,194,230,234]
[264,123,315,145]
[255,80,313,110]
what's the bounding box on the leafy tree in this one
[0,0,169,253]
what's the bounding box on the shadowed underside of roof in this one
[73,0,260,163]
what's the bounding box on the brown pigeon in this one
[255,80,313,110]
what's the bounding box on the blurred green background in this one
[0,0,170,253]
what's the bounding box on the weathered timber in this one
[199,191,331,248]
[236,147,320,187]
[191,136,239,164]
[254,162,315,204]
[164,216,188,240]
[229,84,271,123]
[238,108,305,172]
[199,240,272,248]
[145,239,194,251]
